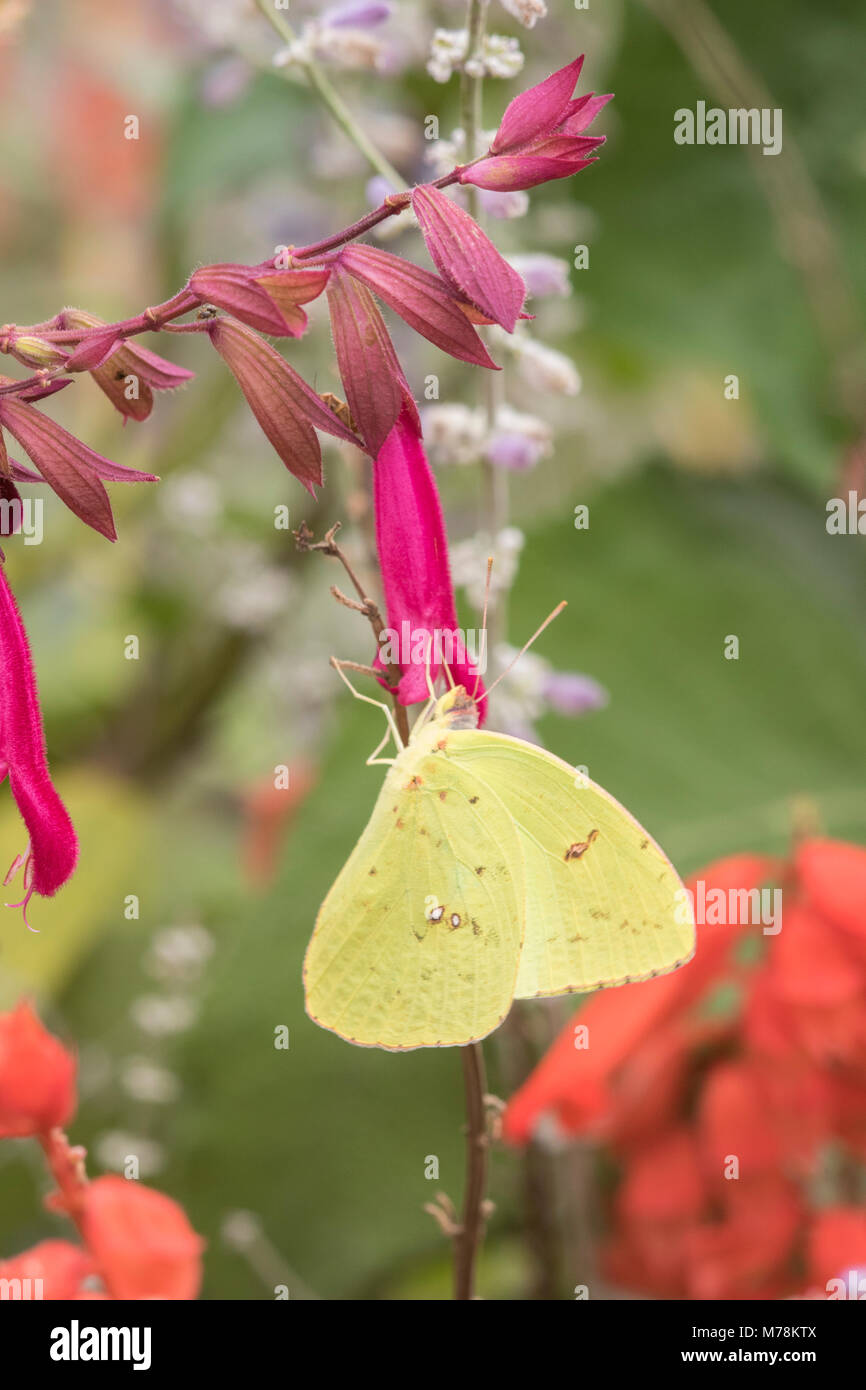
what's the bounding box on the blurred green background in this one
[0,0,864,1297]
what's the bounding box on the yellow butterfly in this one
[304,673,696,1052]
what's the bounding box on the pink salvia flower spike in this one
[0,564,78,929]
[460,56,613,192]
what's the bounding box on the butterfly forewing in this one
[304,745,525,1050]
[442,730,696,996]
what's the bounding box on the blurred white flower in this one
[421,403,487,466]
[214,544,295,630]
[450,527,525,612]
[221,1209,263,1249]
[514,337,582,396]
[499,0,548,28]
[485,405,552,471]
[130,996,199,1037]
[427,28,467,82]
[120,1057,182,1105]
[427,29,523,82]
[95,1131,165,1178]
[309,27,386,70]
[508,253,572,298]
[147,925,215,984]
[160,472,223,535]
[477,187,530,219]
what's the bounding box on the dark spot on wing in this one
[469,796,478,805]
[565,829,599,861]
[475,866,485,875]
[369,867,377,875]
[471,919,481,936]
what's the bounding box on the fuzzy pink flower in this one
[0,567,78,918]
[460,56,611,191]
[411,185,526,332]
[374,406,486,713]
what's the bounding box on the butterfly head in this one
[432,686,480,730]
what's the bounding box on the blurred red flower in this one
[0,1001,76,1138]
[81,1177,204,1301]
[504,838,866,1299]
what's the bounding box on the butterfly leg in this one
[365,725,396,767]
[330,657,405,753]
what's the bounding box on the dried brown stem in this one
[296,521,410,745]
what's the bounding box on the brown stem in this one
[297,521,410,745]
[453,1042,489,1300]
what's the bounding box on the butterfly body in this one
[304,687,696,1051]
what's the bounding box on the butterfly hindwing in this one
[440,730,696,996]
[304,745,525,1050]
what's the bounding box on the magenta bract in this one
[337,245,498,370]
[255,267,330,339]
[189,264,298,337]
[0,564,78,902]
[0,400,157,541]
[207,315,360,495]
[491,56,586,154]
[326,265,415,456]
[464,57,611,192]
[411,185,526,333]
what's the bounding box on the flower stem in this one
[253,0,406,190]
[454,1041,489,1300]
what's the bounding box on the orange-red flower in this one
[0,1001,76,1138]
[0,1239,94,1299]
[504,837,866,1299]
[81,1176,204,1300]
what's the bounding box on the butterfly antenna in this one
[484,601,568,698]
[472,556,494,702]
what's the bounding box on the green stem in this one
[460,0,488,218]
[254,0,406,189]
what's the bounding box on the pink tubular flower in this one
[460,55,611,192]
[0,566,78,917]
[207,315,361,494]
[374,406,486,712]
[410,185,526,332]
